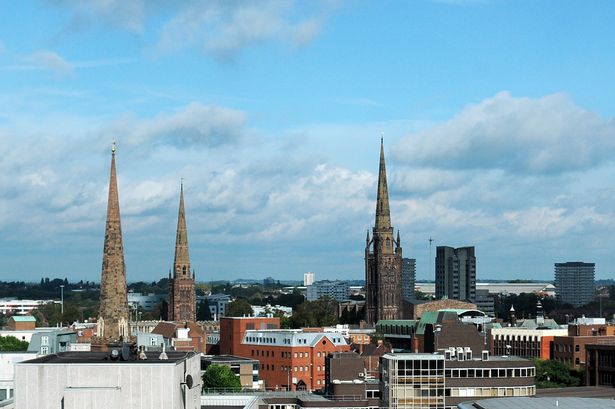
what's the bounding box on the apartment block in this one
[435,246,476,302]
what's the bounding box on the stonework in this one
[97,145,130,341]
[365,140,403,325]
[407,299,477,320]
[168,183,196,322]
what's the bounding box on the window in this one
[41,336,49,346]
[294,366,298,372]
[150,337,158,346]
[41,346,49,354]
[575,345,580,352]
[294,353,298,358]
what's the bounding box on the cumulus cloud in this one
[394,92,615,174]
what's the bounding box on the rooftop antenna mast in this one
[429,237,434,280]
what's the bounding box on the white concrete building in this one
[0,299,53,315]
[14,351,201,409]
[303,272,315,287]
[0,352,38,403]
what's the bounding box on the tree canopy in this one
[225,298,254,317]
[534,359,583,388]
[202,364,241,391]
[0,335,29,351]
[289,296,338,328]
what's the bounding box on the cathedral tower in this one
[365,139,403,325]
[97,143,130,341]
[168,182,196,322]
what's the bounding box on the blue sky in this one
[1,0,615,283]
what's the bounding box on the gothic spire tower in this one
[365,138,403,324]
[98,142,130,341]
[168,182,196,322]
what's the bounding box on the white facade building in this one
[0,352,38,402]
[0,299,53,315]
[306,280,350,302]
[303,272,315,287]
[14,351,201,409]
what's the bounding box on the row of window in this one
[252,349,319,359]
[555,344,581,353]
[444,367,535,378]
[279,365,316,372]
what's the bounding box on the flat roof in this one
[536,386,615,399]
[18,351,196,365]
[458,397,615,409]
[202,355,258,363]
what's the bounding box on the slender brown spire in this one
[168,181,196,322]
[375,138,392,230]
[173,181,191,277]
[98,142,129,341]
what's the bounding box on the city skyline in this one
[2,2,615,282]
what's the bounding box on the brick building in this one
[7,316,36,331]
[553,335,615,369]
[219,317,350,391]
[586,344,615,387]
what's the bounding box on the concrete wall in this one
[14,355,201,409]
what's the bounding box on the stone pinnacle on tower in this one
[98,142,130,341]
[375,137,392,230]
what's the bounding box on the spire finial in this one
[381,132,384,144]
[111,141,116,154]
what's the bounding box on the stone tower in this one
[365,139,403,325]
[97,143,130,341]
[168,182,196,322]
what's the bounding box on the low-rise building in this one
[127,291,166,311]
[380,352,536,409]
[0,352,38,402]
[490,327,568,359]
[553,335,615,369]
[13,351,201,409]
[27,329,77,355]
[198,294,231,320]
[586,344,615,387]
[201,355,262,390]
[6,316,36,331]
[151,321,207,353]
[0,299,53,315]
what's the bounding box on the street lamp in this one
[60,285,65,315]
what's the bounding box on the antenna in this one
[429,237,434,280]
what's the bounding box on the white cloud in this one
[106,102,248,149]
[25,50,74,78]
[50,1,335,58]
[394,92,615,174]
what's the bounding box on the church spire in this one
[173,181,190,277]
[98,142,129,341]
[375,138,392,230]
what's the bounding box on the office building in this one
[127,292,166,311]
[97,143,130,341]
[365,139,403,324]
[168,182,197,322]
[306,280,350,302]
[0,299,53,315]
[402,258,416,301]
[13,351,201,409]
[219,317,349,391]
[586,344,615,387]
[380,352,536,409]
[555,262,595,307]
[198,294,231,320]
[490,327,568,359]
[304,272,315,286]
[435,246,476,302]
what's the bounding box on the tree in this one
[225,299,254,317]
[0,335,29,351]
[290,296,338,328]
[534,359,583,388]
[202,364,241,391]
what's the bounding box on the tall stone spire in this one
[173,181,190,277]
[365,138,403,325]
[98,142,130,341]
[168,181,196,322]
[375,137,392,230]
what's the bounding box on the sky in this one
[1,0,615,283]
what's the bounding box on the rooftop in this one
[17,351,197,365]
[9,316,36,322]
[458,397,615,409]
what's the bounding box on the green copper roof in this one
[11,316,36,322]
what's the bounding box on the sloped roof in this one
[10,316,36,322]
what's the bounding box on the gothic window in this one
[182,266,187,275]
